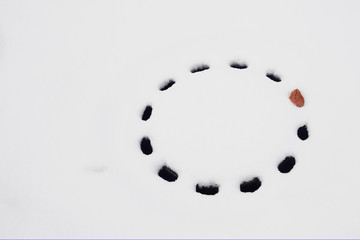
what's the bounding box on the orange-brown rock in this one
[289,89,305,107]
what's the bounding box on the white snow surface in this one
[0,0,360,238]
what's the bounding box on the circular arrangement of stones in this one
[140,61,309,195]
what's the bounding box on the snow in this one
[0,0,360,238]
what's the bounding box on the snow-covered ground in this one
[0,0,359,238]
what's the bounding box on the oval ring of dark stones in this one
[139,62,308,195]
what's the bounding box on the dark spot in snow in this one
[159,79,176,91]
[230,62,248,69]
[240,177,262,193]
[158,165,178,182]
[278,156,296,173]
[141,105,152,121]
[191,64,210,73]
[266,72,281,82]
[297,125,309,140]
[196,183,219,195]
[140,137,153,155]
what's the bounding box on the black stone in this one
[230,62,248,69]
[140,137,153,155]
[297,125,309,140]
[196,184,219,195]
[141,105,152,121]
[278,156,296,173]
[190,64,210,73]
[158,165,178,182]
[159,79,176,91]
[240,177,262,193]
[266,73,281,82]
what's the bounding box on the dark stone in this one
[158,165,178,182]
[278,156,296,173]
[141,105,152,121]
[196,184,219,195]
[190,64,210,73]
[266,73,281,82]
[297,125,309,140]
[240,177,262,193]
[230,62,248,69]
[159,79,176,91]
[140,137,153,155]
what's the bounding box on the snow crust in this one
[0,0,359,238]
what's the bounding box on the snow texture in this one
[0,0,360,238]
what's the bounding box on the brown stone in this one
[289,89,305,107]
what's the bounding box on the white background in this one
[0,0,359,238]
